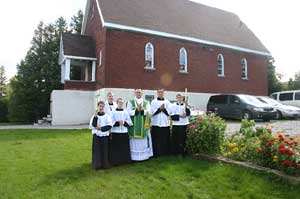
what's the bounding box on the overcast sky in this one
[0,0,299,81]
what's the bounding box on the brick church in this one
[52,0,271,125]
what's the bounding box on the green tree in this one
[8,19,68,122]
[8,10,83,123]
[287,71,300,90]
[70,10,83,33]
[0,65,8,122]
[268,58,283,95]
[0,65,7,97]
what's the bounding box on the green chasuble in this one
[128,99,151,138]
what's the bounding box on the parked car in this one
[270,90,300,108]
[207,94,277,121]
[256,96,300,120]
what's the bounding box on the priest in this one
[127,89,153,161]
[150,88,171,157]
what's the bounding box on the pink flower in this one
[195,120,202,124]
[189,125,196,129]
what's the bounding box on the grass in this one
[0,129,300,199]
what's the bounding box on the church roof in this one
[88,0,270,56]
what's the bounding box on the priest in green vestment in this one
[126,89,153,161]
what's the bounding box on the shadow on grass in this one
[0,129,89,142]
[39,162,93,186]
[38,157,213,187]
[37,157,300,198]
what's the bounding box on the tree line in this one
[268,58,300,95]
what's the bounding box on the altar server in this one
[104,91,117,117]
[170,94,191,156]
[150,88,171,157]
[110,98,133,166]
[89,101,113,170]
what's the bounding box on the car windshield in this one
[238,95,266,106]
[261,97,281,106]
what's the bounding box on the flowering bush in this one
[223,119,261,162]
[223,119,300,176]
[186,114,226,154]
[258,132,300,176]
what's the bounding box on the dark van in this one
[207,94,277,121]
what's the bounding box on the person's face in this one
[135,89,142,99]
[157,89,164,98]
[107,93,114,102]
[176,95,183,102]
[117,100,124,108]
[98,103,105,112]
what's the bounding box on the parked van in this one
[207,94,277,121]
[270,90,300,108]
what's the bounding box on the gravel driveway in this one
[226,120,300,137]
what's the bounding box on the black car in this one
[207,94,277,121]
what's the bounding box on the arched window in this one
[145,42,154,68]
[241,58,248,79]
[217,54,224,76]
[179,47,187,72]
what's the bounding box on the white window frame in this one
[144,42,155,69]
[241,58,248,79]
[179,47,188,73]
[217,54,224,77]
[99,50,102,67]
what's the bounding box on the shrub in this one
[223,119,300,176]
[186,114,226,154]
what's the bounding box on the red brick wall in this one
[84,0,107,89]
[105,29,269,95]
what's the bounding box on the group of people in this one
[89,88,191,170]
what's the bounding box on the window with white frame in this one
[179,47,187,72]
[217,54,224,76]
[241,58,248,79]
[145,42,154,68]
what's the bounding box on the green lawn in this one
[0,130,299,199]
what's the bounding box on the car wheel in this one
[242,110,252,120]
[276,111,283,120]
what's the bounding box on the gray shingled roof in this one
[62,33,95,58]
[98,0,269,54]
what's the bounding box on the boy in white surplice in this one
[110,98,133,166]
[89,101,112,170]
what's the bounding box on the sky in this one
[0,0,299,81]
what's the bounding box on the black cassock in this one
[151,126,170,157]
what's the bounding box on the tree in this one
[8,19,68,122]
[0,65,8,121]
[287,71,300,90]
[8,10,83,123]
[268,58,283,95]
[0,65,7,97]
[70,10,83,34]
